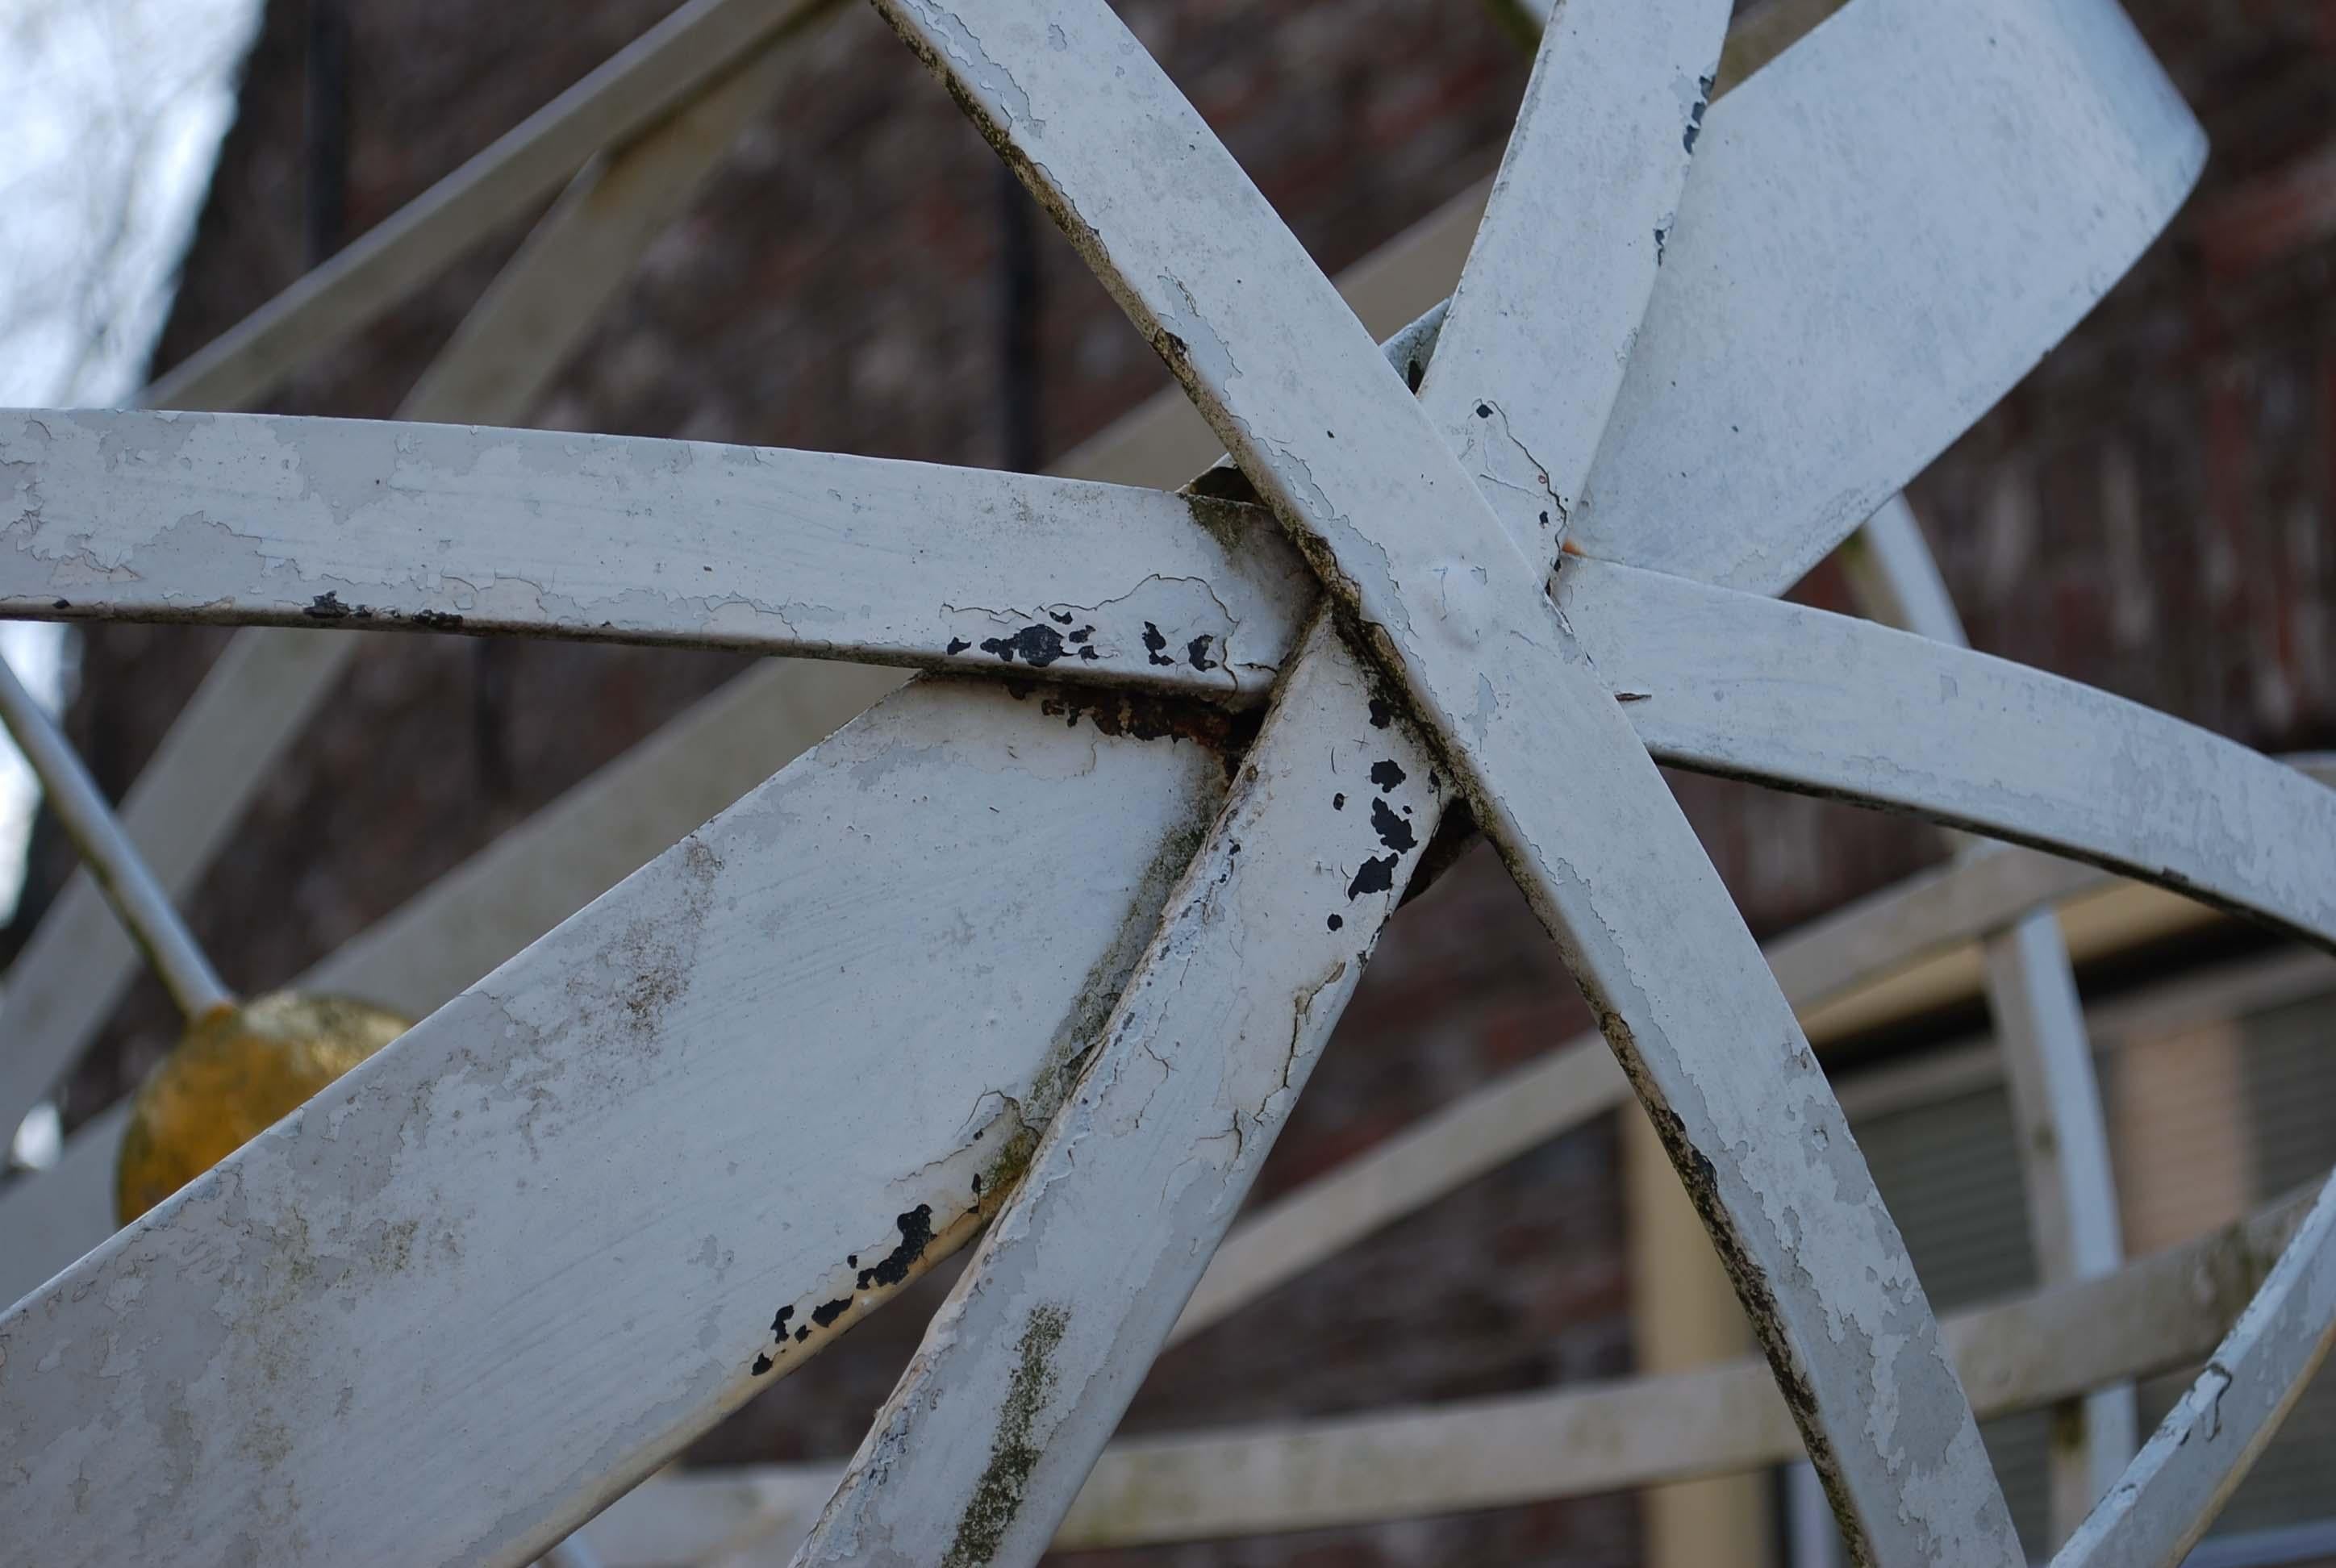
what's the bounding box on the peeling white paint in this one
[1560,557,2336,949]
[788,2,1730,1560]
[0,0,2298,1558]
[583,1185,2321,1562]
[0,410,1309,701]
[0,678,1227,1566]
[1568,0,2205,597]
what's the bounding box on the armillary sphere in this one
[2,0,2332,1564]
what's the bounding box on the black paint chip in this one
[980,625,1068,667]
[1346,854,1399,900]
[1370,797,1416,853]
[855,1205,936,1293]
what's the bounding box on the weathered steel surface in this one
[0,668,904,1309]
[20,732,2290,1357]
[13,412,2330,957]
[0,0,2199,1163]
[860,0,2021,1558]
[1158,748,2324,1349]
[1567,0,2203,595]
[588,1186,2321,1563]
[1562,559,2336,949]
[799,612,1450,1567]
[1,0,2223,1309]
[1843,494,2136,1537]
[0,678,1230,1566]
[790,6,1723,1559]
[2053,1175,2336,1568]
[294,661,911,1019]
[0,410,1308,698]
[1415,0,1711,559]
[0,0,2242,1561]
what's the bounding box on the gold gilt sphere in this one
[115,991,412,1224]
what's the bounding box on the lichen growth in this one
[942,1303,1070,1567]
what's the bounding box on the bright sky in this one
[2,0,261,1164]
[0,0,261,405]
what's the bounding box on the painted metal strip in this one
[1567,0,2204,595]
[788,5,1725,1561]
[26,736,2301,1330]
[11,410,2328,966]
[586,1185,2320,1563]
[0,678,1232,1566]
[0,0,2214,1551]
[2,0,2202,1155]
[0,27,833,1144]
[2052,1174,2336,1567]
[1842,494,2138,1538]
[0,668,904,1311]
[0,410,1306,699]
[795,611,1450,1566]
[1562,559,2336,950]
[862,0,2017,1557]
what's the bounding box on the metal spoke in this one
[0,665,902,1309]
[0,410,1304,699]
[0,24,831,1144]
[861,0,2017,1556]
[586,1182,2322,1562]
[0,0,2198,1165]
[1564,559,2336,949]
[2051,1175,2336,1567]
[0,679,1235,1566]
[20,755,2319,1320]
[1842,494,2137,1539]
[0,0,2259,1559]
[0,630,345,1136]
[1567,0,2202,597]
[0,657,229,1020]
[789,4,1723,1560]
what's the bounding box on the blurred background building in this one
[3,0,2334,1562]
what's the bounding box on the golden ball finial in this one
[115,991,411,1224]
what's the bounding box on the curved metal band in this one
[579,1182,2322,1560]
[1561,558,2336,952]
[2053,1173,2336,1567]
